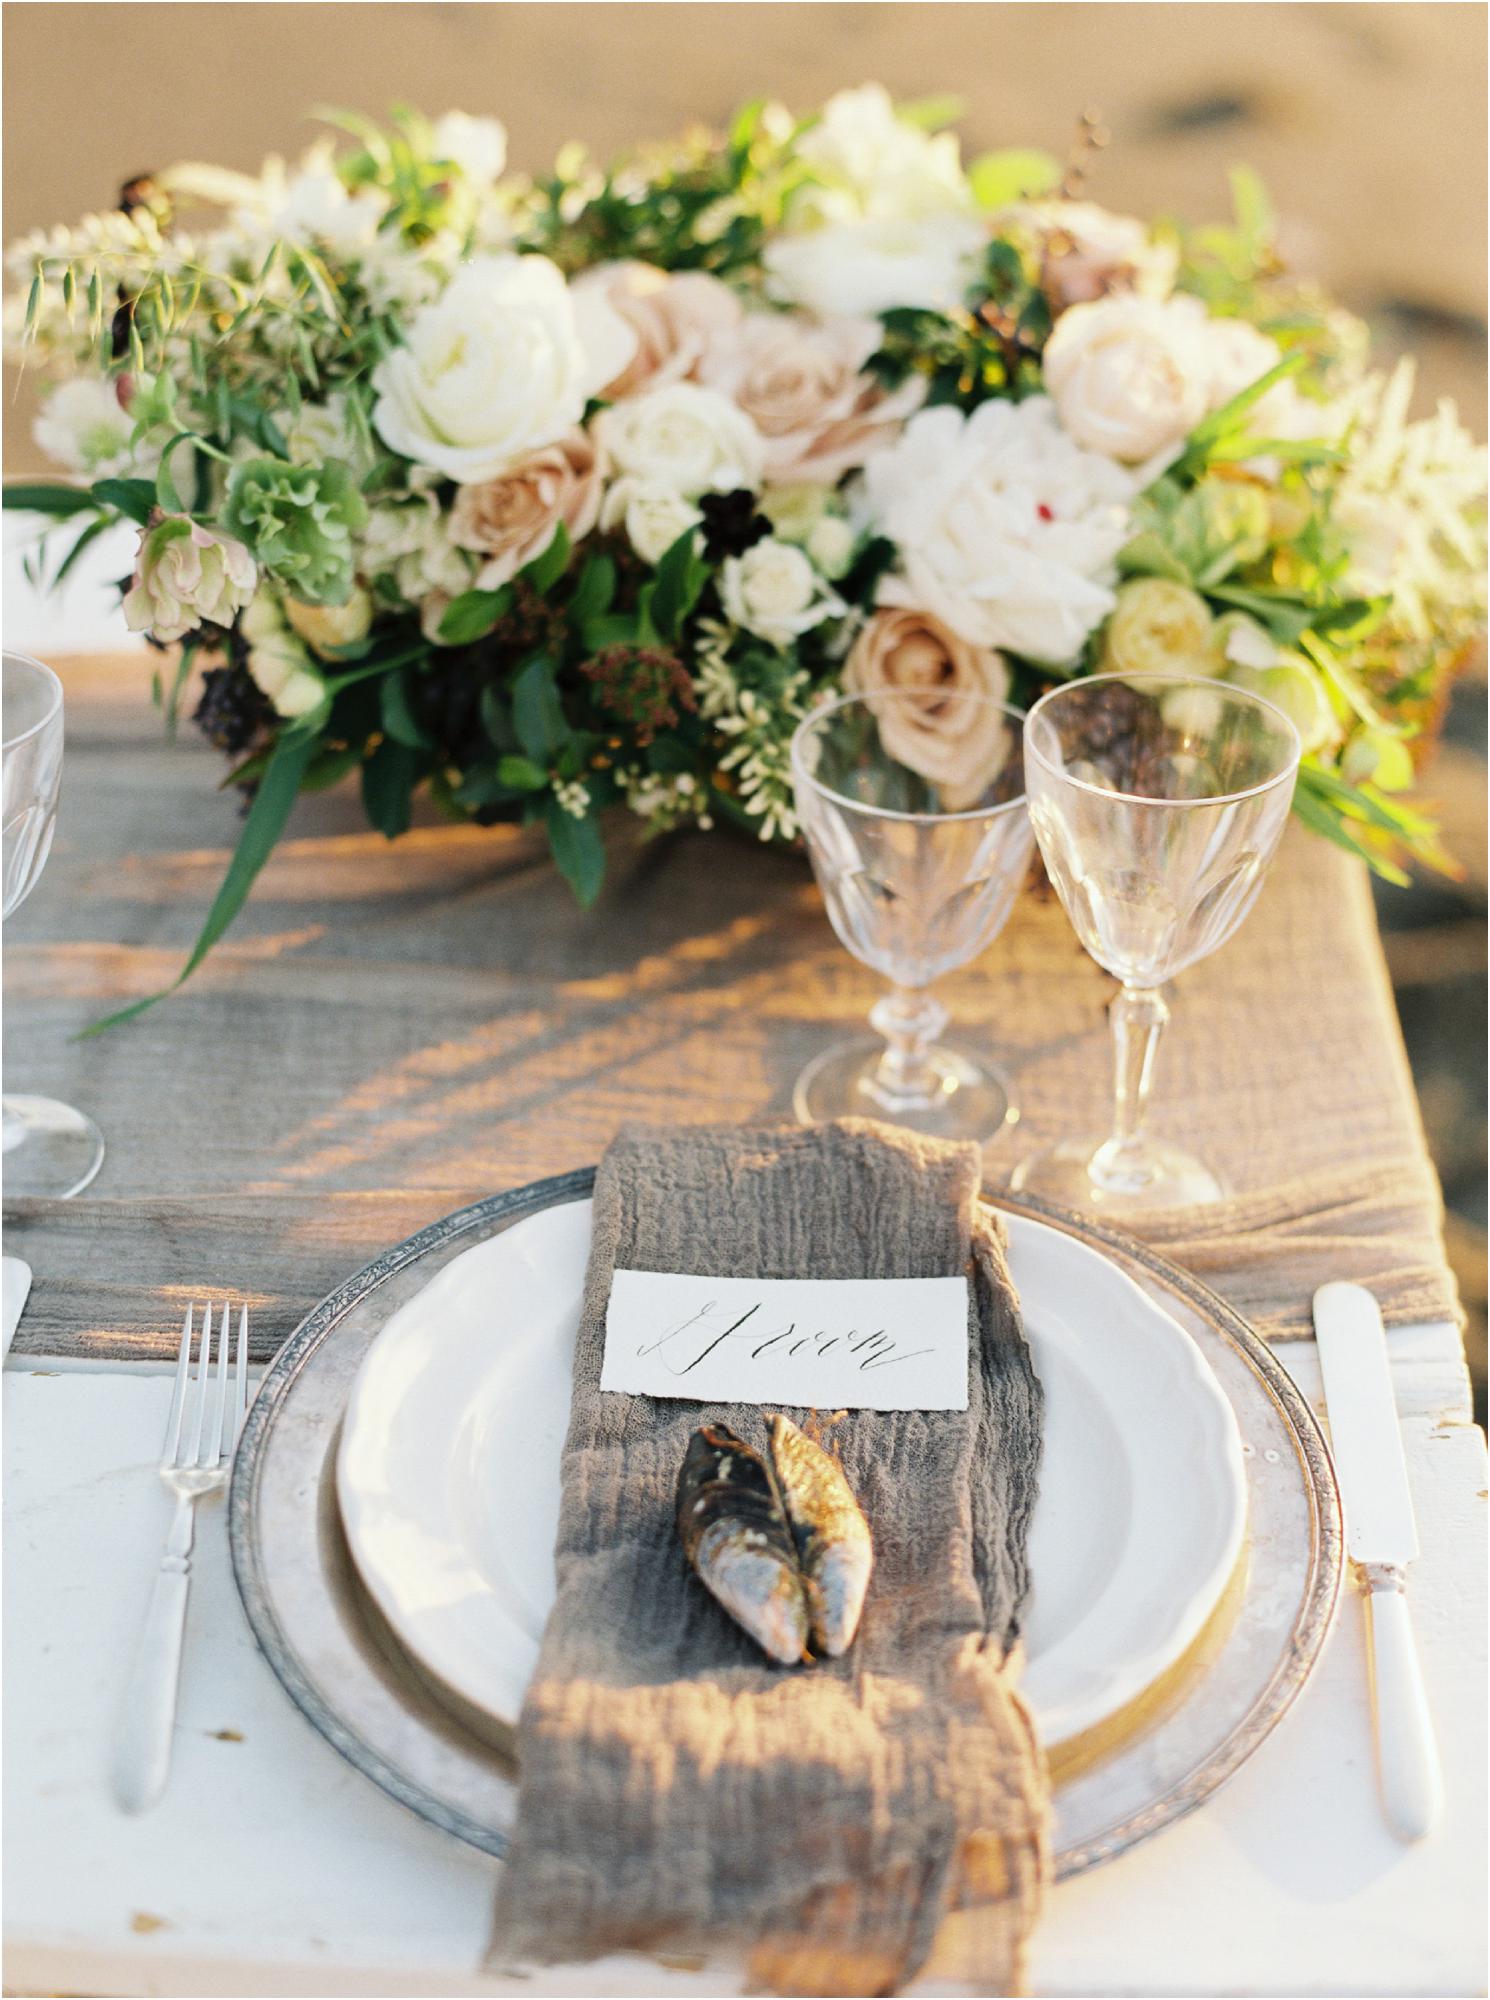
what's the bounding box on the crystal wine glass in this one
[790,689,1034,1143]
[3,651,105,1198]
[1011,670,1300,1210]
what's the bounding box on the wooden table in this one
[3,549,1486,1996]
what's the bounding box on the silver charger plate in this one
[228,1171,1342,1879]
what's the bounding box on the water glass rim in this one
[1024,671,1303,810]
[2,650,63,753]
[790,688,1029,827]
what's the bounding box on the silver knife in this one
[1313,1281,1442,1841]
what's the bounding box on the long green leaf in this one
[2,483,95,517]
[82,730,317,1033]
[89,476,157,526]
[512,655,569,762]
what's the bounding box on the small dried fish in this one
[768,1414,874,1657]
[675,1423,809,1666]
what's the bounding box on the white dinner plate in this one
[337,1198,1246,1749]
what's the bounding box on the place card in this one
[601,1269,970,1412]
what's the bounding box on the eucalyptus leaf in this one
[544,797,606,906]
[512,654,569,762]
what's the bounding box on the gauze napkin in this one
[489,1119,1049,1996]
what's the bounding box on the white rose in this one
[1042,293,1218,466]
[863,397,1135,665]
[593,381,764,498]
[431,112,508,186]
[371,254,636,482]
[720,536,844,649]
[764,213,984,318]
[599,480,703,565]
[33,378,138,477]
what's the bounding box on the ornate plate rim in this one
[228,1169,1342,1882]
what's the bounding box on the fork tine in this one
[186,1300,214,1466]
[162,1304,194,1466]
[207,1299,233,1464]
[233,1304,249,1440]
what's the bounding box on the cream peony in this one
[450,429,602,587]
[370,255,636,483]
[1042,293,1218,466]
[699,311,922,484]
[570,262,743,399]
[719,536,843,648]
[598,481,702,565]
[1000,199,1178,311]
[593,380,764,497]
[123,517,257,644]
[844,604,1012,808]
[33,377,138,477]
[1100,578,1219,678]
[863,397,1135,665]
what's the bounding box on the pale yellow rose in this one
[844,605,1012,809]
[1100,578,1218,678]
[284,586,374,658]
[449,429,602,588]
[699,311,923,484]
[571,262,743,400]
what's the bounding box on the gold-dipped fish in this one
[675,1423,810,1666]
[768,1414,874,1657]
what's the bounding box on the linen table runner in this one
[488,1119,1050,1996]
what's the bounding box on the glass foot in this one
[1010,1135,1225,1212]
[2,1094,105,1199]
[793,1036,1017,1145]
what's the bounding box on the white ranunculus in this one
[371,254,636,483]
[999,198,1179,310]
[764,84,982,317]
[863,397,1135,665]
[599,479,702,566]
[33,378,137,477]
[720,536,844,649]
[593,381,764,498]
[790,84,973,226]
[259,163,385,255]
[431,112,508,186]
[1042,293,1218,466]
[360,488,475,603]
[806,514,857,579]
[764,213,985,318]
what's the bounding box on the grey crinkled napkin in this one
[488,1119,1050,1996]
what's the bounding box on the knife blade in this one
[1312,1281,1442,1841]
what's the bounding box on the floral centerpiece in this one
[6,88,1484,1021]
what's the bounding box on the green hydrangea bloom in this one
[223,456,368,606]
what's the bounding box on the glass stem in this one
[1094,983,1169,1188]
[867,984,947,1108]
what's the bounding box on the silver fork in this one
[111,1301,249,1814]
